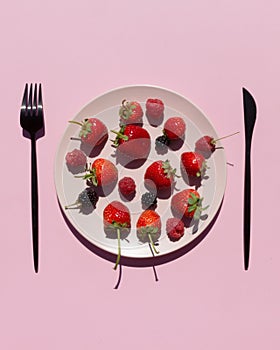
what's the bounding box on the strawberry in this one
[146,98,164,119]
[163,117,186,140]
[166,218,185,242]
[144,160,177,192]
[180,152,207,179]
[82,158,118,189]
[69,117,108,147]
[119,99,143,125]
[111,125,151,164]
[171,189,208,221]
[103,201,131,270]
[195,136,216,157]
[136,210,161,254]
[195,132,239,158]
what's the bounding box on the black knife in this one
[242,87,257,270]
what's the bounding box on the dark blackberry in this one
[155,135,169,147]
[141,192,157,209]
[155,135,169,154]
[65,187,98,212]
[78,188,98,208]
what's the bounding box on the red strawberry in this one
[83,158,118,189]
[144,160,178,192]
[119,100,143,125]
[103,201,131,270]
[163,117,186,140]
[195,132,239,158]
[166,218,185,242]
[69,117,108,147]
[118,177,136,199]
[171,189,208,221]
[181,152,207,179]
[136,210,161,254]
[112,125,151,163]
[146,98,164,119]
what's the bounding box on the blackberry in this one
[141,192,157,209]
[78,188,98,208]
[65,187,98,212]
[155,135,169,147]
[155,135,169,154]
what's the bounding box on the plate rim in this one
[54,84,227,260]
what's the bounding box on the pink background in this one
[1,0,279,348]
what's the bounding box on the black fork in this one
[20,83,44,273]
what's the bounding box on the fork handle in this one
[31,135,39,273]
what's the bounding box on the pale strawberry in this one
[119,100,143,125]
[195,132,239,158]
[69,117,108,147]
[163,117,186,140]
[171,189,208,221]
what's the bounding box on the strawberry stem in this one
[65,201,81,210]
[214,131,239,143]
[113,228,121,270]
[68,120,83,127]
[74,174,86,178]
[70,137,82,141]
[148,243,159,282]
[111,130,129,141]
[148,233,159,255]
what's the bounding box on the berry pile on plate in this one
[64,98,223,269]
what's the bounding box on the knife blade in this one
[242,87,257,270]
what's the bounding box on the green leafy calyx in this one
[196,160,208,178]
[187,192,209,221]
[82,163,98,186]
[111,125,129,147]
[162,160,178,179]
[119,99,136,120]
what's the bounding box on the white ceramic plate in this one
[54,85,227,260]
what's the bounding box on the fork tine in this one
[28,83,33,114]
[38,83,43,109]
[33,84,38,114]
[21,83,28,110]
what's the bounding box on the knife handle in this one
[31,135,39,273]
[244,146,251,270]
